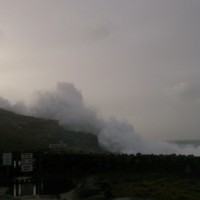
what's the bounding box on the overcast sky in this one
[1,0,200,140]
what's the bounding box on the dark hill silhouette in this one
[0,108,103,152]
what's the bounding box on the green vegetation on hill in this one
[0,108,103,152]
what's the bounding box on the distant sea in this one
[170,139,200,147]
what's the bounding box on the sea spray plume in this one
[99,118,183,155]
[11,101,29,116]
[0,97,11,110]
[31,82,104,133]
[99,118,145,153]
[1,82,200,155]
[29,82,200,155]
[0,97,28,116]
[99,118,200,155]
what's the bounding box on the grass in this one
[99,172,200,200]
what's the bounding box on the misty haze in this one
[1,82,200,155]
[1,1,200,200]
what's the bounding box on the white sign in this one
[3,153,12,166]
[21,159,33,164]
[21,153,33,172]
[21,164,33,172]
[21,153,33,159]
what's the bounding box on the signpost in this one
[3,153,12,166]
[21,153,33,172]
[2,153,12,179]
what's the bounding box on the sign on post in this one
[3,153,12,166]
[21,153,33,172]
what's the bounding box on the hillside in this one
[0,108,103,152]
